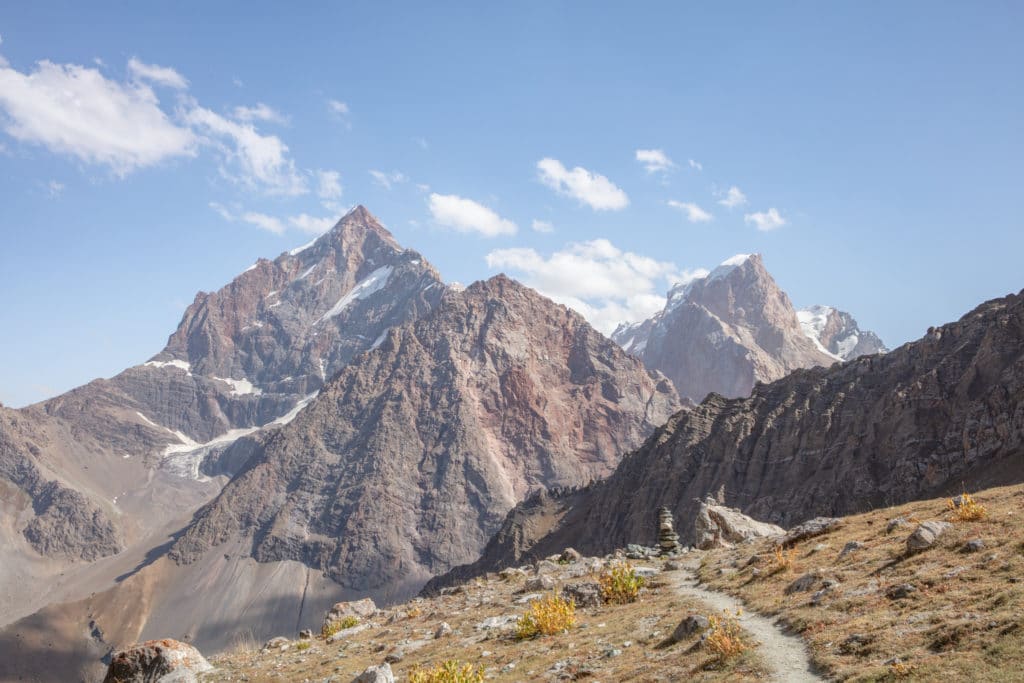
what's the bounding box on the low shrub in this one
[948,492,987,521]
[704,610,750,661]
[408,660,484,683]
[295,641,311,651]
[599,562,645,604]
[321,615,359,638]
[770,546,796,573]
[515,593,577,639]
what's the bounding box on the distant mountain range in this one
[612,253,886,403]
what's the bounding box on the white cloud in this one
[0,59,196,175]
[47,180,64,197]
[209,201,235,221]
[485,239,706,333]
[413,136,428,150]
[288,213,335,234]
[369,169,406,190]
[316,169,342,200]
[688,159,703,171]
[233,102,289,125]
[428,193,517,237]
[744,207,786,231]
[328,99,349,115]
[717,186,747,208]
[635,148,675,173]
[184,104,307,195]
[531,219,554,233]
[242,211,285,234]
[667,200,713,223]
[537,158,629,211]
[127,57,189,89]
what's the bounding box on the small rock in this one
[324,598,378,630]
[262,636,291,651]
[351,663,394,683]
[779,517,842,546]
[559,548,583,563]
[534,560,561,576]
[886,517,910,534]
[562,582,603,608]
[671,614,710,642]
[434,622,452,639]
[906,521,952,554]
[886,583,917,600]
[963,539,986,553]
[604,648,623,658]
[838,541,864,559]
[383,649,404,664]
[475,614,518,631]
[785,572,821,595]
[839,633,872,654]
[499,567,527,581]
[519,575,556,593]
[809,543,829,555]
[944,566,968,579]
[299,629,313,640]
[500,662,517,673]
[663,560,683,571]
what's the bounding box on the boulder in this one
[561,582,603,608]
[559,547,583,563]
[671,614,710,642]
[694,498,784,549]
[905,521,952,554]
[352,663,394,683]
[778,517,841,546]
[325,597,377,627]
[103,639,213,683]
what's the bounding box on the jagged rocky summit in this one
[431,287,1024,583]
[612,254,840,402]
[797,304,888,361]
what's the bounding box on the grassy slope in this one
[204,561,767,682]
[698,483,1024,682]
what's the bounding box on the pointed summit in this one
[613,252,836,402]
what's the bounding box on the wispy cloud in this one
[717,186,747,208]
[635,148,675,174]
[744,207,786,231]
[327,99,351,129]
[369,169,406,190]
[537,158,629,211]
[241,211,285,234]
[531,219,554,233]
[127,57,189,89]
[688,159,703,171]
[316,169,342,200]
[232,103,289,125]
[667,200,713,223]
[47,179,64,197]
[486,239,706,333]
[428,193,517,237]
[0,58,196,175]
[183,103,307,195]
[288,213,335,234]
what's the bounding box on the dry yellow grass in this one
[205,561,770,681]
[698,483,1024,682]
[599,562,646,604]
[408,659,484,683]
[514,593,576,639]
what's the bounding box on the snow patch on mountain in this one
[144,359,192,373]
[316,265,394,324]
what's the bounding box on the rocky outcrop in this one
[693,498,784,549]
[0,408,121,561]
[612,254,838,402]
[797,305,887,361]
[168,275,680,600]
[435,287,1024,580]
[103,639,212,682]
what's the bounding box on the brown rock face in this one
[434,288,1024,581]
[613,254,838,402]
[103,638,212,682]
[169,275,681,600]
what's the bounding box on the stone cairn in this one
[658,506,681,556]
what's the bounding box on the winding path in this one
[673,559,824,682]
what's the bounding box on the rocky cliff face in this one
[797,305,888,360]
[612,254,837,402]
[436,288,1024,580]
[169,275,681,599]
[8,207,444,564]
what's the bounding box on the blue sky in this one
[1,2,1022,407]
